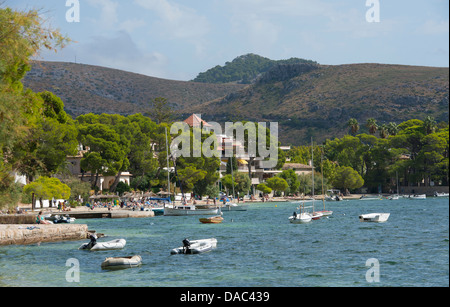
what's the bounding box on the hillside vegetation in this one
[192,53,318,84]
[193,63,449,145]
[23,61,246,118]
[23,59,449,146]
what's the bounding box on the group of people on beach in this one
[87,199,167,211]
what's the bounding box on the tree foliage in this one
[192,53,318,84]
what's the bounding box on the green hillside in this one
[22,59,449,146]
[192,53,318,84]
[191,63,449,145]
[23,61,246,118]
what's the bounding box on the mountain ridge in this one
[23,61,246,118]
[22,58,449,145]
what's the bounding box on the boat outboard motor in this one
[87,234,97,249]
[182,238,191,254]
[293,212,297,219]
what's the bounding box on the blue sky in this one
[6,0,449,81]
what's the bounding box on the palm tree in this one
[379,124,389,139]
[424,116,437,135]
[366,118,378,135]
[387,122,399,136]
[347,118,360,136]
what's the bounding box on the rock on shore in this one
[0,224,89,246]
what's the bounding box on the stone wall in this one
[0,224,89,246]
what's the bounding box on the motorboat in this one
[48,215,76,224]
[407,194,426,199]
[79,238,126,251]
[101,255,142,270]
[388,195,401,200]
[164,204,219,216]
[359,213,390,223]
[325,189,343,201]
[434,192,449,197]
[170,238,218,255]
[289,208,313,224]
[359,195,382,201]
[220,203,248,211]
[199,216,224,224]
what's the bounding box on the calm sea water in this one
[0,198,448,287]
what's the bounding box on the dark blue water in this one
[0,198,448,287]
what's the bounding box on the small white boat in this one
[101,255,142,270]
[164,205,219,216]
[359,195,382,201]
[407,194,426,199]
[48,215,76,224]
[220,203,248,211]
[434,192,449,197]
[359,213,390,223]
[170,238,218,255]
[289,212,312,224]
[388,195,401,200]
[79,238,127,251]
[325,190,343,201]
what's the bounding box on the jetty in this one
[0,224,89,246]
[0,208,154,246]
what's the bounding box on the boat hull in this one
[199,216,223,224]
[359,213,390,223]
[171,238,218,255]
[101,255,142,270]
[289,213,312,224]
[220,204,248,211]
[79,239,126,251]
[316,210,333,217]
[164,206,219,216]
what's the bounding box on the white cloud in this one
[134,0,210,55]
[419,19,449,35]
[119,18,147,33]
[86,0,119,29]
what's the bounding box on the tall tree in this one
[347,118,360,136]
[146,97,174,124]
[423,116,437,135]
[366,118,378,135]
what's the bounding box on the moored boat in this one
[434,192,449,197]
[101,255,142,270]
[359,213,390,223]
[220,203,248,211]
[289,212,312,224]
[199,216,224,224]
[79,237,126,251]
[164,205,219,216]
[359,195,382,201]
[407,194,426,199]
[170,238,218,255]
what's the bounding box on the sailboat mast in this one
[321,147,325,210]
[165,127,171,198]
[311,137,315,212]
[230,156,236,199]
[396,171,399,195]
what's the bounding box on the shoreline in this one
[0,224,89,246]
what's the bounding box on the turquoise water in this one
[0,198,448,287]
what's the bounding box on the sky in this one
[5,0,449,81]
